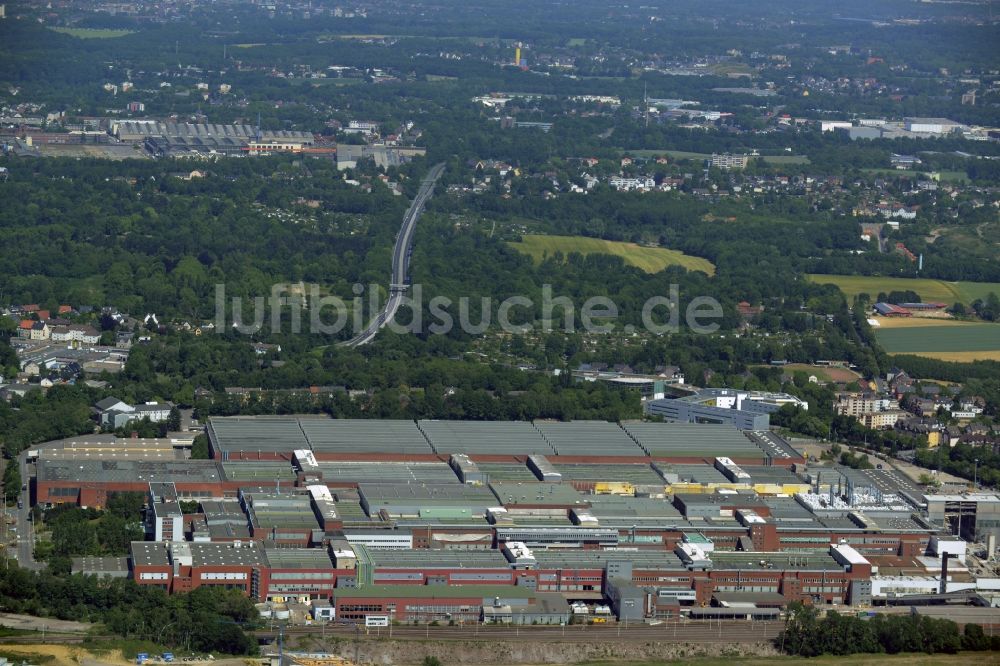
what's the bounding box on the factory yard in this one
[11,414,1000,660]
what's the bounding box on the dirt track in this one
[0,646,257,666]
[0,613,91,634]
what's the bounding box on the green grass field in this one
[625,150,807,165]
[808,274,1000,305]
[875,323,1000,353]
[934,170,970,183]
[761,155,811,165]
[510,235,715,275]
[48,27,134,39]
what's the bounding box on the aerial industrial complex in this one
[22,416,996,625]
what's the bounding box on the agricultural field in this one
[808,274,1000,305]
[48,27,134,38]
[875,322,1000,361]
[869,317,976,329]
[510,234,716,275]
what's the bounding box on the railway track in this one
[257,619,782,643]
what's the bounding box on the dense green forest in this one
[0,566,258,654]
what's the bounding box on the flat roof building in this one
[645,389,807,431]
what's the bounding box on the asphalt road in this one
[262,619,782,644]
[5,446,43,570]
[343,162,446,347]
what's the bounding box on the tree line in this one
[0,564,258,654]
[778,602,996,657]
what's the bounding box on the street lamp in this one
[157,621,177,646]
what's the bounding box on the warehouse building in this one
[111,121,314,156]
[205,416,803,466]
[72,556,130,579]
[35,459,227,508]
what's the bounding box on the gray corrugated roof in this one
[317,461,458,484]
[554,463,663,485]
[39,459,223,483]
[363,547,510,570]
[209,417,309,454]
[534,420,645,456]
[302,419,433,454]
[623,423,763,458]
[418,420,553,455]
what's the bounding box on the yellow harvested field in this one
[870,317,978,329]
[893,351,1000,362]
[510,234,715,275]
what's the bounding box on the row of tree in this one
[778,602,995,656]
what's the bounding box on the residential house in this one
[0,383,40,401]
[736,301,764,319]
[29,321,50,341]
[609,176,655,192]
[252,343,281,356]
[877,203,917,220]
[50,325,101,345]
[116,332,134,349]
[655,365,685,384]
[862,410,907,429]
